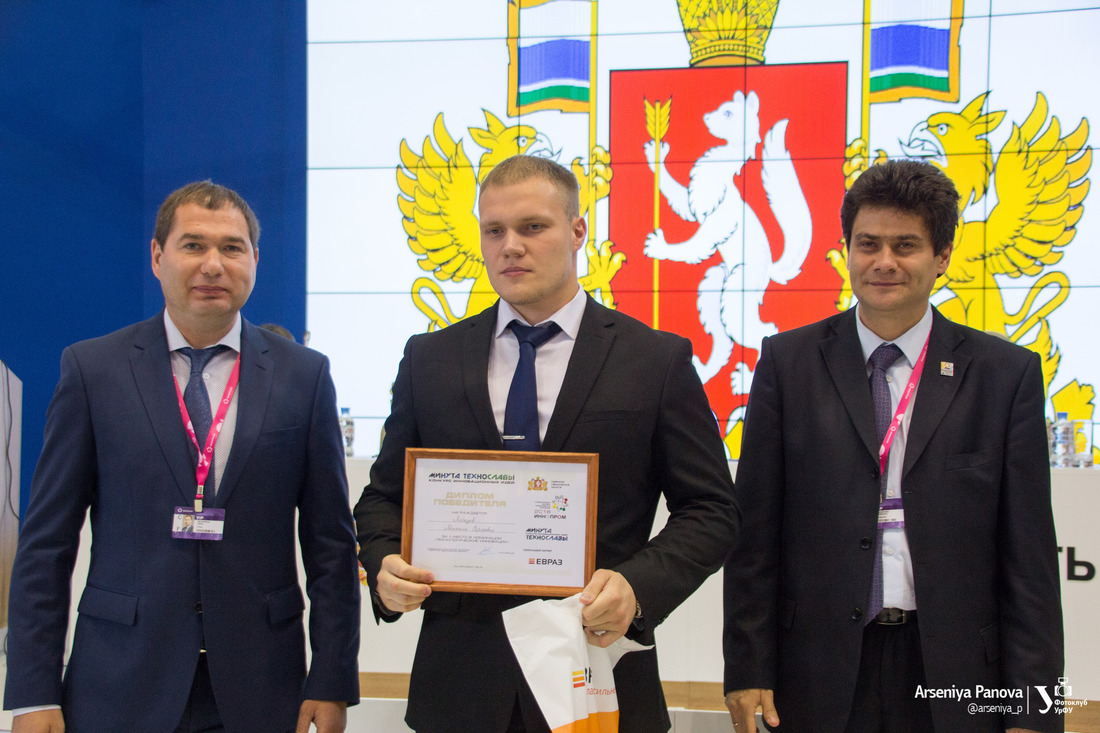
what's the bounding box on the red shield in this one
[608,63,847,426]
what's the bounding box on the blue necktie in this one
[179,346,227,493]
[867,342,904,623]
[502,321,561,451]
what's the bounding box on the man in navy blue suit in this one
[4,182,361,732]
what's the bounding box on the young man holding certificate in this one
[355,155,739,733]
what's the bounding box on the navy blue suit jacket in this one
[4,314,361,731]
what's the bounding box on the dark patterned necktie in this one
[179,346,227,493]
[502,321,561,451]
[867,342,904,622]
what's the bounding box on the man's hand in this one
[295,700,347,733]
[375,554,433,613]
[578,569,636,648]
[12,709,65,733]
[725,688,779,732]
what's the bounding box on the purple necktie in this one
[867,342,904,623]
[502,321,561,451]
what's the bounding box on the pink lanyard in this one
[878,334,930,476]
[173,353,241,511]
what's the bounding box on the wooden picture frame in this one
[401,448,598,596]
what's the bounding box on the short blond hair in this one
[480,155,580,221]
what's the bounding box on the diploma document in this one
[402,448,598,596]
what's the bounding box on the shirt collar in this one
[494,287,587,341]
[164,311,242,353]
[855,303,933,368]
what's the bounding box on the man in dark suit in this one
[4,182,361,732]
[723,160,1063,732]
[355,155,739,733]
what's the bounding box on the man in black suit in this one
[355,155,739,733]
[5,182,361,732]
[723,160,1062,732]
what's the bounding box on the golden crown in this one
[678,0,779,66]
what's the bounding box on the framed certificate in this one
[402,448,598,596]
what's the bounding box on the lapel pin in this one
[940,361,954,377]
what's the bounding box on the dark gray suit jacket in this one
[724,307,1063,732]
[357,296,739,732]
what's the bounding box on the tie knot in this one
[509,321,561,350]
[180,346,228,375]
[869,343,904,373]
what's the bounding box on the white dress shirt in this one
[855,303,934,611]
[487,287,587,444]
[165,311,242,495]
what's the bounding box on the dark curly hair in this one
[840,160,959,255]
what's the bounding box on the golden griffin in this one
[832,92,1092,408]
[397,110,618,331]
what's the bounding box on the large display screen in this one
[307,0,1098,459]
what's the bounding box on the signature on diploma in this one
[443,523,500,534]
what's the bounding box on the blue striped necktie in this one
[179,346,227,492]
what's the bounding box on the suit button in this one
[850,607,862,621]
[860,537,872,549]
[194,602,203,613]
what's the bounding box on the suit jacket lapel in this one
[903,309,969,477]
[462,303,506,449]
[542,297,614,452]
[131,313,199,504]
[216,319,273,506]
[820,310,881,463]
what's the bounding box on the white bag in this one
[502,593,651,733]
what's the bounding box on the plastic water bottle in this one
[339,407,355,457]
[1050,412,1073,468]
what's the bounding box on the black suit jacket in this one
[723,308,1063,732]
[5,314,361,731]
[356,296,739,732]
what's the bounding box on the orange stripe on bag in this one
[553,710,620,732]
